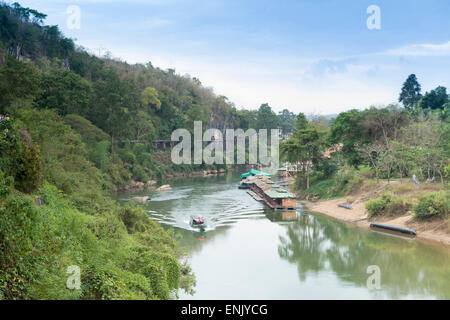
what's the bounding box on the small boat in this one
[338,203,352,209]
[190,215,206,229]
[238,181,249,189]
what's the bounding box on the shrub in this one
[413,191,449,219]
[132,164,149,182]
[365,198,386,216]
[118,150,136,164]
[365,193,411,217]
[64,114,109,142]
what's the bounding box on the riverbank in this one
[302,199,450,247]
[288,179,450,247]
[114,165,258,193]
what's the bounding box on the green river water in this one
[117,172,450,300]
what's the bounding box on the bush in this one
[118,149,136,165]
[365,193,411,217]
[132,164,150,182]
[413,191,449,219]
[365,198,386,216]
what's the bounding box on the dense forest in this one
[0,1,298,300]
[281,74,449,219]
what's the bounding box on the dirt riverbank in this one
[302,198,450,247]
[284,178,450,247]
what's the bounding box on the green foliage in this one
[64,114,110,142]
[14,140,42,193]
[0,117,41,193]
[399,74,422,110]
[277,109,296,136]
[131,164,150,182]
[0,2,73,61]
[329,109,366,167]
[417,86,449,111]
[256,103,278,130]
[38,69,92,116]
[0,55,41,111]
[0,170,194,299]
[141,87,161,111]
[365,198,386,216]
[413,191,449,219]
[365,194,411,217]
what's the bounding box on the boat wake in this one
[146,183,266,232]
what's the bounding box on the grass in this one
[301,178,345,200]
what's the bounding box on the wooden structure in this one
[243,174,296,210]
[153,140,175,152]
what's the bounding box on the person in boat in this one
[191,216,205,225]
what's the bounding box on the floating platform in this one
[242,174,296,210]
[247,190,263,202]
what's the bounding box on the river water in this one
[117,172,450,300]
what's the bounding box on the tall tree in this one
[0,56,41,112]
[281,123,327,189]
[329,109,367,167]
[256,103,278,130]
[399,74,422,110]
[278,109,296,136]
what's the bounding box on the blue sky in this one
[14,0,450,114]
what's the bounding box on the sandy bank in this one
[302,198,450,247]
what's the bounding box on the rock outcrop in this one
[156,184,172,192]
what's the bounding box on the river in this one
[117,172,450,300]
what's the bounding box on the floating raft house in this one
[242,174,296,210]
[240,169,271,180]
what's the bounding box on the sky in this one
[12,0,450,115]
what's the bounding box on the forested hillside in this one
[0,1,296,300]
[0,2,298,187]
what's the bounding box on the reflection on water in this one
[117,172,450,300]
[279,214,450,299]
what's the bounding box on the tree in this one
[278,109,297,136]
[356,142,384,182]
[141,87,161,112]
[38,69,92,116]
[281,123,327,189]
[295,113,308,132]
[256,103,278,130]
[418,86,449,111]
[0,56,41,111]
[399,74,422,110]
[329,109,366,167]
[89,69,136,152]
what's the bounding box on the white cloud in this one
[386,41,450,57]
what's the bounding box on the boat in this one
[238,181,249,189]
[239,169,271,180]
[190,215,206,229]
[370,223,416,236]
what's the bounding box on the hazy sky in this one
[14,0,450,114]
